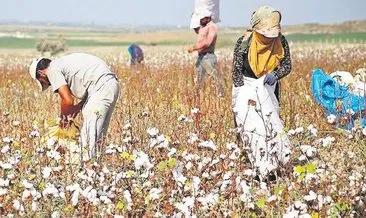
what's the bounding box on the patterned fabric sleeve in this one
[272,36,292,80]
[231,35,248,108]
[232,35,246,87]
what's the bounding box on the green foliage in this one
[311,212,319,218]
[286,32,366,43]
[116,201,125,211]
[294,163,317,180]
[255,199,266,208]
[330,202,349,217]
[36,35,67,56]
[274,184,286,196]
[1,30,365,49]
[157,158,177,171]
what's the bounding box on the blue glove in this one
[263,73,278,86]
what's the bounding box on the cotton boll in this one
[327,114,337,124]
[147,127,159,137]
[32,201,39,212]
[13,199,24,211]
[300,145,317,158]
[42,167,52,179]
[47,138,57,147]
[191,108,199,114]
[185,162,192,170]
[1,145,10,154]
[149,188,163,200]
[0,179,9,187]
[198,140,216,150]
[0,162,13,170]
[71,190,80,206]
[51,211,61,218]
[298,155,307,161]
[22,189,31,201]
[294,201,307,212]
[0,188,8,196]
[3,137,14,143]
[304,190,317,201]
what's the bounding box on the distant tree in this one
[36,35,67,56]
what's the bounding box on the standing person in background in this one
[128,44,144,65]
[28,53,120,160]
[188,11,225,98]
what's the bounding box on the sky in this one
[1,0,365,27]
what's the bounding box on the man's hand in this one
[58,85,83,118]
[75,99,86,115]
[187,46,195,53]
[59,118,71,129]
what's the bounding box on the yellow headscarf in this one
[249,32,284,77]
[248,6,284,77]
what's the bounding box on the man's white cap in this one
[190,13,201,29]
[190,10,212,29]
[29,57,46,91]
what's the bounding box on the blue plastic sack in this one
[311,68,366,129]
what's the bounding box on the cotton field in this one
[0,43,365,217]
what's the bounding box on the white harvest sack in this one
[233,77,291,177]
[190,0,220,29]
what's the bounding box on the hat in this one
[29,57,46,91]
[250,6,282,38]
[190,13,201,29]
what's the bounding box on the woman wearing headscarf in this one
[231,6,292,180]
[232,5,291,102]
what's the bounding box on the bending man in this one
[29,53,120,159]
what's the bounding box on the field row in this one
[0,31,366,49]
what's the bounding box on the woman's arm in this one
[232,35,246,87]
[272,36,292,80]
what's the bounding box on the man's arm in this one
[188,25,217,53]
[57,85,81,127]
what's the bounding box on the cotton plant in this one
[147,127,159,138]
[198,140,216,151]
[1,145,10,154]
[303,190,317,201]
[191,108,200,114]
[187,132,199,144]
[149,134,170,148]
[299,145,317,158]
[133,150,153,171]
[172,161,187,187]
[1,43,366,217]
[2,137,14,144]
[318,136,336,147]
[327,114,337,124]
[196,191,219,210]
[177,114,194,123]
[174,196,196,217]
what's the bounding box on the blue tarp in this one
[311,68,366,129]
